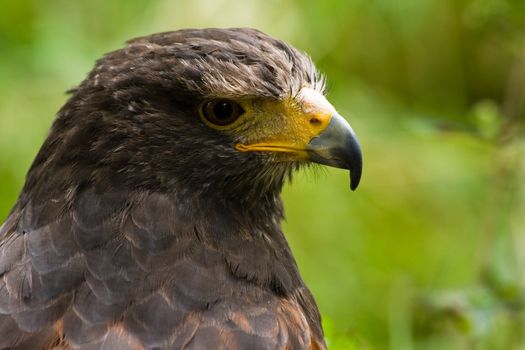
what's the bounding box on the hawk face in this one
[31,28,361,207]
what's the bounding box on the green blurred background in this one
[1,1,524,349]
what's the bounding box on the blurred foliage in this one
[1,0,524,349]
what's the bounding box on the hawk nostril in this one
[310,117,322,125]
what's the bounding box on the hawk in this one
[0,28,362,349]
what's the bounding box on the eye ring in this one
[201,99,245,126]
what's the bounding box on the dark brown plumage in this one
[0,28,362,349]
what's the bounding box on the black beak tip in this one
[344,128,362,191]
[350,161,362,191]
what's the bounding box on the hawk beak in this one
[235,88,362,190]
[306,112,362,190]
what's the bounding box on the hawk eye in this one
[202,99,244,126]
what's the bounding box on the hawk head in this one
[24,28,361,211]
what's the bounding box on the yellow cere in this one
[235,88,335,159]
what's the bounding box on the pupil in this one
[214,102,233,120]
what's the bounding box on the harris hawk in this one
[0,28,362,349]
